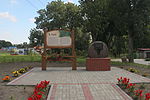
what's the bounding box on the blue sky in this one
[0,0,79,44]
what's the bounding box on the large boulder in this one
[88,41,108,58]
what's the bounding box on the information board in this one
[46,30,72,47]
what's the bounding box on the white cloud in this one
[0,32,12,41]
[65,0,74,3]
[29,18,36,23]
[67,0,74,3]
[0,12,17,22]
[10,0,17,4]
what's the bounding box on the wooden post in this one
[41,28,47,70]
[72,30,77,70]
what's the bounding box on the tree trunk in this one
[91,32,96,42]
[128,33,134,63]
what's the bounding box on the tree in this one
[0,40,12,48]
[108,0,150,62]
[34,0,90,52]
[28,28,44,47]
[80,0,110,42]
[35,0,82,30]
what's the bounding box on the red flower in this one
[27,80,50,100]
[28,97,33,100]
[145,93,150,100]
[36,94,42,99]
[127,83,135,88]
[121,77,129,85]
[44,80,50,85]
[117,77,123,83]
[117,78,120,81]
[134,89,143,97]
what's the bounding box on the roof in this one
[138,48,150,51]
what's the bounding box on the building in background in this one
[138,48,150,58]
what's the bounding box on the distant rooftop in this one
[138,48,150,51]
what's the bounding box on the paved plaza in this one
[7,67,150,100]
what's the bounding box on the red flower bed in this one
[117,77,150,100]
[146,93,150,100]
[28,80,50,100]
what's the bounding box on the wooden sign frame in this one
[41,29,77,70]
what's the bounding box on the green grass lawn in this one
[0,53,10,56]
[0,55,85,63]
[111,61,150,68]
[0,54,149,68]
[77,56,86,63]
[0,55,41,63]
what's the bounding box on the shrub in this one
[145,58,150,61]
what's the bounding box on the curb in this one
[7,68,34,85]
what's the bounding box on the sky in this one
[0,0,79,44]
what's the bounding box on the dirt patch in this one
[115,65,150,78]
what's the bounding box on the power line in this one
[37,0,45,6]
[25,0,39,10]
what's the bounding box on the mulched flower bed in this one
[28,80,50,100]
[118,66,150,100]
[115,66,150,100]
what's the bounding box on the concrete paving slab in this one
[7,67,150,85]
[47,83,132,100]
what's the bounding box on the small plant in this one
[28,66,33,69]
[142,73,149,77]
[2,75,11,82]
[139,83,145,89]
[127,68,139,73]
[18,68,26,73]
[117,77,130,89]
[133,89,143,100]
[117,77,150,100]
[145,93,150,100]
[28,80,50,100]
[10,96,15,100]
[145,58,150,61]
[12,71,21,77]
[127,83,136,93]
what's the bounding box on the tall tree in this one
[0,40,12,48]
[109,0,150,62]
[28,28,44,47]
[80,0,110,42]
[35,0,82,30]
[34,0,90,52]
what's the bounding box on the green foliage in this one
[0,55,41,63]
[74,27,90,52]
[127,68,139,73]
[80,0,110,42]
[0,54,85,63]
[76,56,86,63]
[33,0,90,52]
[35,0,82,30]
[108,0,150,62]
[145,58,150,61]
[0,40,12,49]
[28,28,44,47]
[29,0,150,58]
[111,61,150,68]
